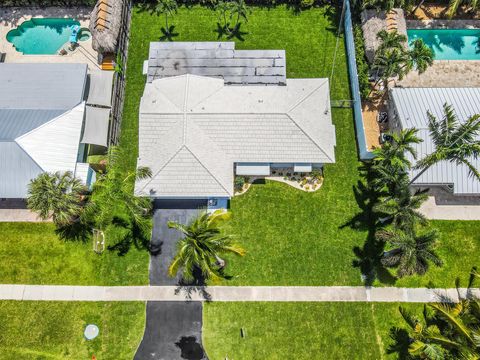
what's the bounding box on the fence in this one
[342,0,374,160]
[108,0,133,145]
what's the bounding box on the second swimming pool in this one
[407,28,480,60]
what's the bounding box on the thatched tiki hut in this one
[89,0,125,68]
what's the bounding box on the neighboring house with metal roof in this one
[135,73,336,199]
[0,63,113,199]
[390,87,480,195]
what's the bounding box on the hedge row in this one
[0,0,96,6]
[353,24,371,100]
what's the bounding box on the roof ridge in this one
[287,79,329,113]
[284,112,334,163]
[14,105,76,142]
[138,145,186,194]
[183,144,232,196]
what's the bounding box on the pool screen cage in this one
[93,229,105,254]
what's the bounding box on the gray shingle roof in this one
[391,87,480,194]
[136,74,336,198]
[147,42,286,85]
[0,64,88,198]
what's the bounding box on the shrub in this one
[234,176,245,191]
[2,0,96,5]
[353,25,371,100]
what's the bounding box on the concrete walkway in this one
[1,285,478,303]
[420,196,480,220]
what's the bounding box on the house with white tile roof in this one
[135,73,336,199]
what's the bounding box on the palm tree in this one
[376,30,407,53]
[230,0,250,26]
[406,39,434,74]
[371,128,422,193]
[89,147,152,250]
[448,0,480,19]
[413,104,480,184]
[373,48,408,90]
[377,228,442,277]
[375,180,428,230]
[27,171,86,226]
[168,210,245,282]
[397,267,480,359]
[154,0,178,40]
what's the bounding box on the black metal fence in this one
[109,0,133,145]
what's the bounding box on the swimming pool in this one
[407,28,480,60]
[6,18,88,55]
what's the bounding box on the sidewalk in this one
[1,285,478,303]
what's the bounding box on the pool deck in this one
[398,60,480,87]
[0,7,100,70]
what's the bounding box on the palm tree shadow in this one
[214,23,247,41]
[387,327,412,360]
[107,216,153,256]
[340,164,396,286]
[160,25,179,41]
[175,268,212,301]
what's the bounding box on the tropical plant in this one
[373,31,433,91]
[230,0,250,26]
[362,0,407,11]
[376,29,407,53]
[406,39,434,74]
[447,0,480,19]
[413,104,480,184]
[89,147,153,253]
[168,210,245,282]
[27,171,86,226]
[374,180,428,230]
[377,227,442,277]
[371,128,422,194]
[395,267,480,359]
[153,0,178,40]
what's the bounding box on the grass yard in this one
[0,223,148,285]
[203,302,421,360]
[0,301,144,359]
[121,5,480,287]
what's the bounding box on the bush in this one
[234,176,246,192]
[1,0,96,5]
[353,25,371,100]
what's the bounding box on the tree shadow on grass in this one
[214,23,248,41]
[340,164,396,286]
[387,327,412,360]
[107,216,153,257]
[160,25,179,41]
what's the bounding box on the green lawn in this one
[203,302,421,359]
[0,223,148,285]
[121,5,480,288]
[0,301,144,359]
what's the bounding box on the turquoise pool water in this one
[408,29,480,60]
[6,18,82,55]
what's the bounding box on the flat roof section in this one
[147,42,286,85]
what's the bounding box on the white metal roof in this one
[136,74,336,198]
[0,64,88,198]
[391,87,480,194]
